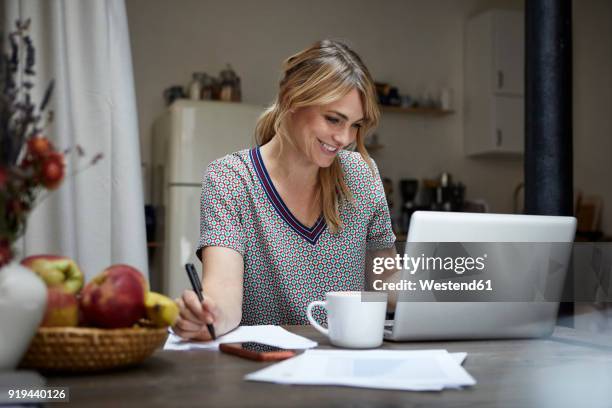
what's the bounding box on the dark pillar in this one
[525,0,573,216]
[525,0,573,325]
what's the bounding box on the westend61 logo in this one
[371,253,491,294]
[372,254,487,275]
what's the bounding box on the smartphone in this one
[219,342,297,361]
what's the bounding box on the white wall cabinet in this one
[464,9,525,156]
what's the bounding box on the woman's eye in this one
[352,123,362,130]
[325,116,340,124]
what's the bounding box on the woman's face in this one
[287,88,365,168]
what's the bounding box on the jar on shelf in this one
[188,72,203,100]
[211,77,221,100]
[200,74,214,100]
[219,64,241,102]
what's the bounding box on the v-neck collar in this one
[249,147,326,244]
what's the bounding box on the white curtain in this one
[4,0,148,280]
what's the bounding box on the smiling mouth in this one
[318,139,340,153]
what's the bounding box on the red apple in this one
[27,136,54,158]
[41,286,79,327]
[21,255,84,294]
[79,264,147,328]
[40,152,65,190]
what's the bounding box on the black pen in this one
[185,263,217,340]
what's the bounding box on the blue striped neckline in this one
[249,147,325,245]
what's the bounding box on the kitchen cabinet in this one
[464,9,524,156]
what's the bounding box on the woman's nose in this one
[332,126,355,147]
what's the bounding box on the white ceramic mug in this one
[306,291,388,349]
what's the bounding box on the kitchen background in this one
[126,0,612,239]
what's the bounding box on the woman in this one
[173,39,398,340]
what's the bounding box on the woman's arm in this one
[173,246,244,340]
[365,247,402,310]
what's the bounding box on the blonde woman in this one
[173,40,398,340]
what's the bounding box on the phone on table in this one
[219,342,297,361]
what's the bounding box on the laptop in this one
[384,211,577,341]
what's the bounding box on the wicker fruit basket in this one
[19,326,168,373]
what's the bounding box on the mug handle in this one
[306,300,328,336]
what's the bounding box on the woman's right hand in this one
[172,290,220,341]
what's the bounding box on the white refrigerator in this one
[152,100,264,298]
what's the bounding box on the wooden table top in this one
[45,325,612,407]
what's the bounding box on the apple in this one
[21,255,84,294]
[27,136,54,158]
[79,264,147,328]
[41,286,79,327]
[40,152,65,190]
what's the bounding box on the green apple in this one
[21,255,84,294]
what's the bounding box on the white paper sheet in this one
[451,352,468,365]
[163,325,318,350]
[245,349,476,391]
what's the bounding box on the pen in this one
[185,263,216,340]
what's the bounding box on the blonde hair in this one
[255,39,380,234]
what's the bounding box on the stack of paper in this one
[163,325,318,350]
[245,349,476,391]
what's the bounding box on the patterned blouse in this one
[197,147,396,325]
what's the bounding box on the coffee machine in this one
[433,172,465,212]
[399,173,466,233]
